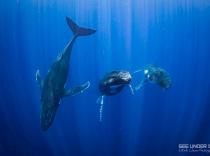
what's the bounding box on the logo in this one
[178,144,210,153]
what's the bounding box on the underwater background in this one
[0,0,210,156]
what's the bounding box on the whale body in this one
[36,17,96,131]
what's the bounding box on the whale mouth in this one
[110,84,124,89]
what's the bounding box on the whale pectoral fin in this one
[128,84,135,95]
[96,95,105,122]
[132,69,143,74]
[63,81,90,97]
[135,79,147,91]
[36,69,43,89]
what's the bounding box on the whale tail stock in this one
[66,17,96,37]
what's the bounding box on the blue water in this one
[0,0,210,156]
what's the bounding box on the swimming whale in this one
[36,17,96,131]
[134,65,172,91]
[97,70,134,122]
[99,71,132,96]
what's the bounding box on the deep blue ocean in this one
[0,0,210,156]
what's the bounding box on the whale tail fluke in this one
[66,17,96,36]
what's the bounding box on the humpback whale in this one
[99,71,132,96]
[36,17,96,131]
[135,65,172,91]
[97,70,134,122]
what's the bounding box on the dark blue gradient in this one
[0,0,210,156]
